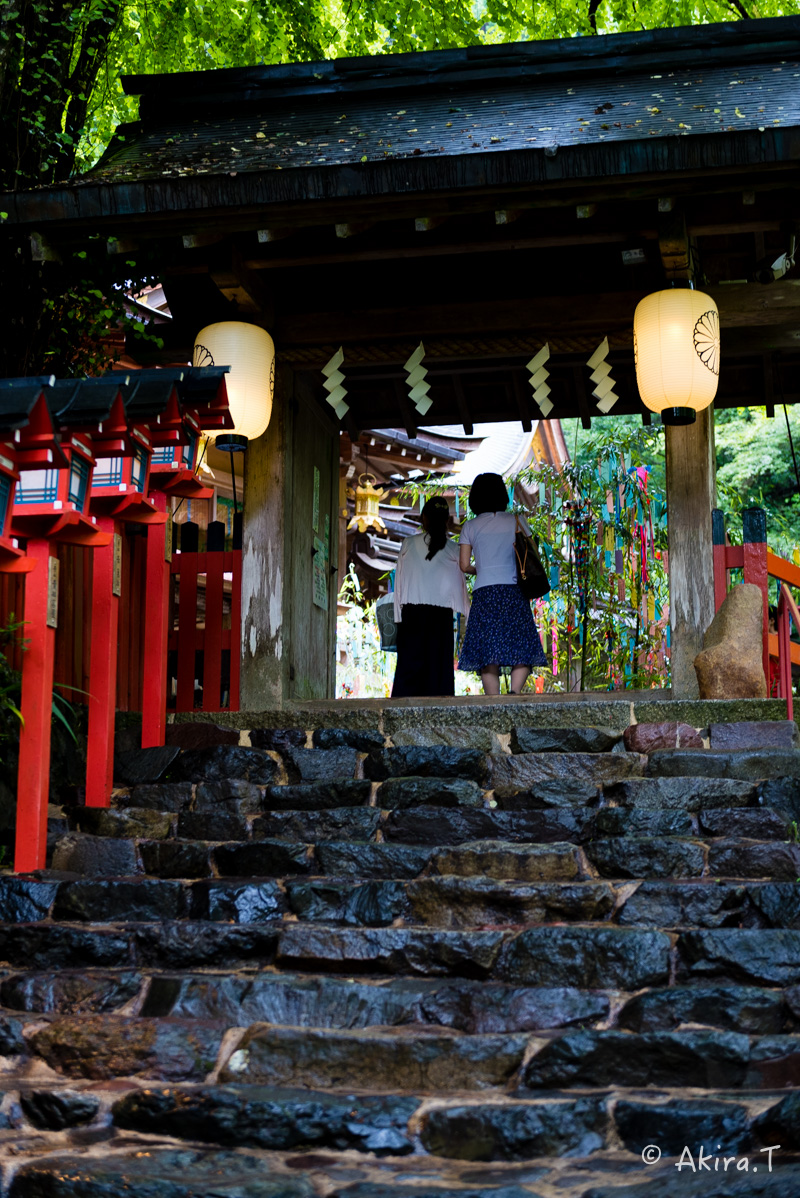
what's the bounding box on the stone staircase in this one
[1,697,800,1196]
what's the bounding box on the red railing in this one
[712,507,800,717]
[167,521,241,713]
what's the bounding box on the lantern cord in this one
[230,452,238,514]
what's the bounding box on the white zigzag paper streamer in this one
[526,343,552,417]
[587,336,619,414]
[404,342,433,417]
[322,346,349,420]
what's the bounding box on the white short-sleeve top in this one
[393,533,470,622]
[459,510,519,589]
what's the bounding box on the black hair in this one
[421,496,450,560]
[468,472,509,516]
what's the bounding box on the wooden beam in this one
[452,375,474,436]
[495,209,522,226]
[658,205,692,281]
[182,231,226,250]
[335,222,373,239]
[511,371,533,433]
[576,204,597,220]
[415,216,447,233]
[257,227,295,242]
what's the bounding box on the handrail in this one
[777,583,800,720]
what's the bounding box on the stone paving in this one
[0,701,799,1195]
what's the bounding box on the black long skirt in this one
[391,603,455,698]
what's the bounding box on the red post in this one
[778,590,793,719]
[15,540,57,872]
[141,493,169,748]
[741,508,770,690]
[203,549,224,711]
[85,516,118,807]
[711,509,728,611]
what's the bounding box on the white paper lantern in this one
[193,322,275,442]
[633,289,720,425]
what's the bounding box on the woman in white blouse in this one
[458,472,546,695]
[392,496,470,698]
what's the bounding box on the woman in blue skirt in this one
[458,472,546,695]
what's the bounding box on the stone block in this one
[383,806,588,847]
[698,807,792,840]
[623,721,703,753]
[30,1015,229,1081]
[0,924,131,968]
[510,726,621,754]
[418,982,609,1034]
[194,779,263,816]
[493,780,600,810]
[177,811,249,841]
[277,924,506,977]
[313,727,384,751]
[377,777,484,810]
[249,727,307,752]
[490,752,645,791]
[50,833,140,878]
[694,583,768,699]
[112,1085,417,1154]
[708,838,800,880]
[286,879,408,926]
[53,878,189,922]
[648,748,800,780]
[0,970,142,1015]
[710,719,799,750]
[747,882,800,929]
[284,746,358,783]
[421,1097,608,1160]
[212,840,311,878]
[391,725,498,752]
[20,1088,100,1130]
[222,1024,528,1091]
[133,921,279,969]
[497,926,670,989]
[407,877,614,929]
[0,877,58,922]
[429,840,581,882]
[615,1098,751,1156]
[315,841,433,879]
[586,836,706,879]
[253,807,380,843]
[365,746,489,783]
[127,782,193,813]
[617,880,750,929]
[190,880,285,923]
[605,776,757,811]
[588,808,693,838]
[165,723,239,751]
[679,928,800,985]
[521,1029,750,1089]
[114,745,180,786]
[71,807,173,840]
[172,745,278,785]
[139,840,212,879]
[262,780,371,811]
[617,984,787,1035]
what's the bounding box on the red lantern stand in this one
[45,380,167,808]
[4,385,111,872]
[113,369,231,749]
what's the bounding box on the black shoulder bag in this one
[514,513,551,600]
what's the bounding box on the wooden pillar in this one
[15,540,57,872]
[85,516,119,806]
[141,492,169,747]
[665,407,717,698]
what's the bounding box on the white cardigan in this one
[393,533,470,623]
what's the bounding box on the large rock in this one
[0,924,132,968]
[249,727,307,752]
[20,1088,100,1130]
[588,808,693,838]
[222,1024,528,1091]
[391,725,497,752]
[382,806,586,847]
[698,807,792,839]
[510,727,621,754]
[694,583,768,699]
[112,1085,417,1154]
[648,748,800,780]
[417,983,610,1034]
[30,1015,230,1080]
[127,782,193,813]
[420,1097,608,1160]
[493,780,600,810]
[497,927,670,989]
[139,840,212,879]
[707,838,800,880]
[133,921,280,969]
[521,1029,750,1089]
[177,811,249,841]
[617,881,750,929]
[172,745,278,785]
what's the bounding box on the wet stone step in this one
[28,1014,230,1081]
[314,841,434,879]
[53,878,190,921]
[252,807,381,842]
[497,926,671,989]
[365,747,489,783]
[222,1024,530,1091]
[376,777,485,809]
[8,1149,315,1198]
[143,972,611,1033]
[492,780,600,810]
[286,879,409,926]
[0,878,62,922]
[428,841,583,881]
[170,745,280,785]
[613,1096,753,1156]
[381,806,590,846]
[20,1087,101,1130]
[284,746,359,783]
[706,837,800,879]
[69,806,173,839]
[709,719,798,750]
[677,928,800,985]
[510,726,623,754]
[420,1096,609,1160]
[604,776,757,811]
[51,833,140,877]
[190,880,286,922]
[519,1028,800,1091]
[0,969,143,1015]
[112,1084,419,1154]
[617,984,793,1034]
[262,780,372,810]
[490,752,646,791]
[697,806,794,839]
[139,840,214,879]
[587,808,694,838]
[312,727,385,751]
[193,779,264,816]
[406,878,616,928]
[125,781,194,812]
[212,840,313,877]
[584,836,707,879]
[276,925,507,977]
[177,810,249,840]
[647,747,800,781]
[617,880,800,930]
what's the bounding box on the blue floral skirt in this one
[459,584,547,673]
